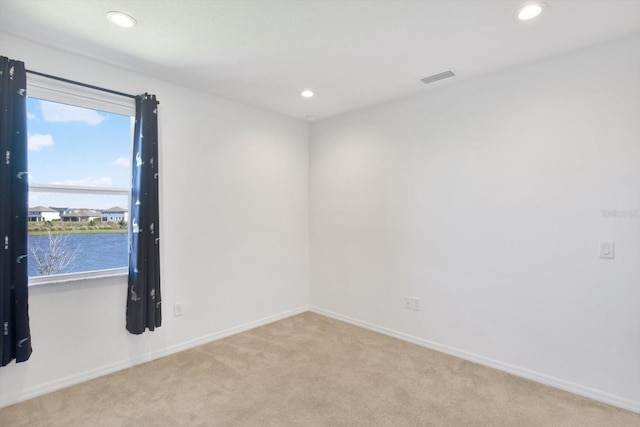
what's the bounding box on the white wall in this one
[310,35,640,411]
[0,33,309,406]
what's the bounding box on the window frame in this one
[26,75,135,286]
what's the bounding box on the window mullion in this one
[30,183,130,196]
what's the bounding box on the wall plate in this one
[599,241,615,259]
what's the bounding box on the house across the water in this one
[27,206,61,222]
[101,206,128,222]
[60,209,102,222]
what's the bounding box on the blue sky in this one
[27,97,132,209]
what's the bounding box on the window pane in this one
[28,233,128,277]
[27,92,133,280]
[28,193,129,277]
[27,97,132,188]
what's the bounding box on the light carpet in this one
[1,312,638,426]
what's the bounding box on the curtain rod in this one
[26,69,138,100]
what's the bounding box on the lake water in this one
[28,233,128,277]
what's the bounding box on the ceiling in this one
[1,0,639,121]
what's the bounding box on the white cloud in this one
[51,177,113,187]
[112,157,130,168]
[40,100,106,125]
[27,112,36,120]
[28,133,54,151]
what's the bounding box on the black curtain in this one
[126,93,161,334]
[0,56,32,365]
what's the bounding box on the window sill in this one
[28,268,128,287]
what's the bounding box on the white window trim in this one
[28,268,128,287]
[27,73,135,116]
[27,76,135,287]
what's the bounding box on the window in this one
[26,75,135,284]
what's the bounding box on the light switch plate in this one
[599,241,615,259]
[173,302,184,317]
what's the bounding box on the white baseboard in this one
[309,306,640,414]
[0,306,308,408]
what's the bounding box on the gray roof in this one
[61,209,102,218]
[29,206,59,213]
[102,206,127,213]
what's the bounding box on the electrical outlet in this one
[173,302,184,317]
[404,297,412,310]
[404,297,421,311]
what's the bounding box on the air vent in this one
[420,71,455,85]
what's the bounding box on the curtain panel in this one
[126,93,161,334]
[0,56,32,366]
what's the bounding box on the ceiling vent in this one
[420,71,455,85]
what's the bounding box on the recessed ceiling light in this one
[106,11,137,28]
[515,3,545,21]
[300,90,314,98]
